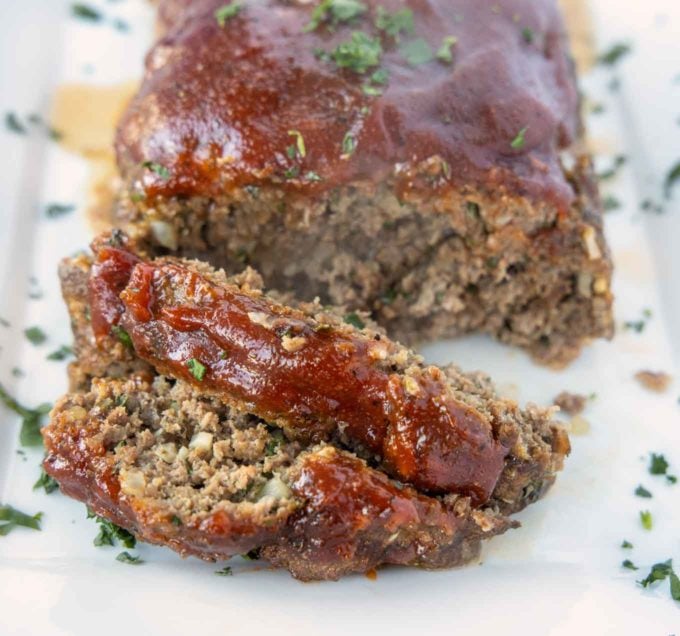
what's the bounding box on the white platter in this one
[0,1,678,634]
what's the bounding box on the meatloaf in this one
[43,233,569,580]
[111,0,613,365]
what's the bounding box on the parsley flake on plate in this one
[639,510,653,531]
[24,326,47,345]
[597,42,631,67]
[46,203,75,219]
[634,485,652,498]
[664,160,680,199]
[71,3,102,21]
[0,504,42,536]
[638,559,673,588]
[0,383,51,447]
[47,345,73,361]
[88,510,137,548]
[116,551,143,565]
[649,453,669,475]
[34,468,59,494]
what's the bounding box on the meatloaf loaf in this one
[111,0,613,365]
[43,233,569,580]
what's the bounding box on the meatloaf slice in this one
[43,238,568,580]
[112,0,613,365]
[44,371,515,581]
[80,232,569,511]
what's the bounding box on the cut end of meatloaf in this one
[44,248,569,579]
[110,0,614,366]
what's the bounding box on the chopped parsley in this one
[142,161,171,180]
[265,429,285,456]
[400,38,434,66]
[602,195,621,212]
[171,515,182,526]
[5,112,60,139]
[187,358,207,382]
[0,505,42,536]
[331,31,382,73]
[287,130,306,158]
[597,42,631,67]
[88,510,136,548]
[284,166,300,180]
[305,0,367,32]
[47,345,73,361]
[664,160,680,199]
[116,551,143,565]
[215,2,242,27]
[640,198,664,215]
[343,312,365,329]
[622,559,639,571]
[623,308,652,333]
[510,126,528,150]
[621,540,633,549]
[0,383,51,447]
[638,559,673,588]
[639,510,653,531]
[24,326,47,345]
[634,485,652,498]
[71,3,102,21]
[111,325,133,349]
[436,36,458,64]
[649,453,669,476]
[215,566,233,576]
[304,171,323,182]
[362,67,389,95]
[374,7,414,40]
[341,131,357,157]
[522,27,535,44]
[597,154,626,180]
[34,468,59,494]
[672,571,680,601]
[46,203,75,219]
[5,112,27,134]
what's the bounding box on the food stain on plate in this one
[50,81,139,232]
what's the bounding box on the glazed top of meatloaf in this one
[117,0,580,210]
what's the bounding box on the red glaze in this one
[88,240,507,504]
[117,0,579,210]
[88,235,141,339]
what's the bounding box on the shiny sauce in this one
[88,239,507,504]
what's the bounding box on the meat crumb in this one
[634,370,673,393]
[553,391,587,416]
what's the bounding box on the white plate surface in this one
[0,1,679,634]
